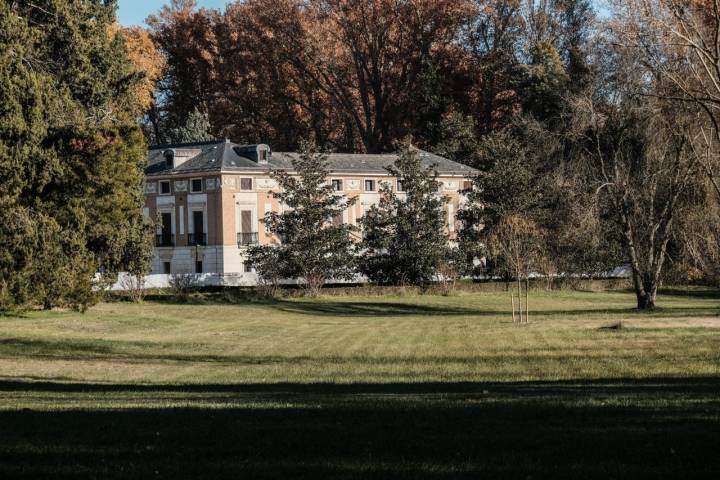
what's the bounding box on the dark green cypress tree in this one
[360,142,449,286]
[169,107,214,143]
[0,1,149,311]
[247,141,357,296]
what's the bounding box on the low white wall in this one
[103,267,630,292]
[104,272,259,291]
[103,272,367,291]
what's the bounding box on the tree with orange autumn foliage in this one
[115,25,165,115]
[147,0,221,143]
[146,0,596,153]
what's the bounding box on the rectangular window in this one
[243,260,254,273]
[364,179,375,192]
[331,179,343,191]
[161,212,172,235]
[159,180,171,195]
[397,179,405,192]
[462,180,473,191]
[190,211,205,246]
[241,210,252,233]
[191,178,203,193]
[163,262,171,274]
[238,209,257,245]
[195,261,203,274]
[157,212,174,247]
[240,178,253,190]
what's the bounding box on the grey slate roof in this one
[145,139,477,177]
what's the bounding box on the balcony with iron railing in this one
[237,232,259,246]
[155,233,175,247]
[187,233,207,246]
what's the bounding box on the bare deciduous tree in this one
[488,214,545,322]
[578,98,701,309]
[120,274,146,303]
[616,0,720,200]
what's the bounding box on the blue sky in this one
[117,0,228,26]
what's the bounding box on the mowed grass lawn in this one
[1,288,719,479]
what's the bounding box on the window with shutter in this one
[241,210,252,232]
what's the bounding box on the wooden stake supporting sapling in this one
[526,277,530,323]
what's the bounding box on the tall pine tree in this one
[360,143,449,286]
[247,141,357,296]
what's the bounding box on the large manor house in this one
[144,139,476,284]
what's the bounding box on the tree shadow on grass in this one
[261,298,719,319]
[1,378,719,479]
[659,288,720,300]
[3,337,719,367]
[263,299,485,317]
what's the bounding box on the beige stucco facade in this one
[144,170,470,277]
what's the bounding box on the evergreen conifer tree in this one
[170,107,214,143]
[0,1,149,311]
[360,143,449,286]
[247,141,356,295]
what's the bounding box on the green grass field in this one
[1,288,719,478]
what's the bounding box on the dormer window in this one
[234,144,271,164]
[163,150,174,169]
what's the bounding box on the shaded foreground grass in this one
[1,289,719,478]
[2,379,720,479]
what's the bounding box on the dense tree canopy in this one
[144,0,597,155]
[0,0,149,311]
[4,0,720,308]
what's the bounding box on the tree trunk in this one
[635,274,658,310]
[525,277,529,323]
[636,288,656,309]
[517,274,523,323]
[511,293,517,323]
